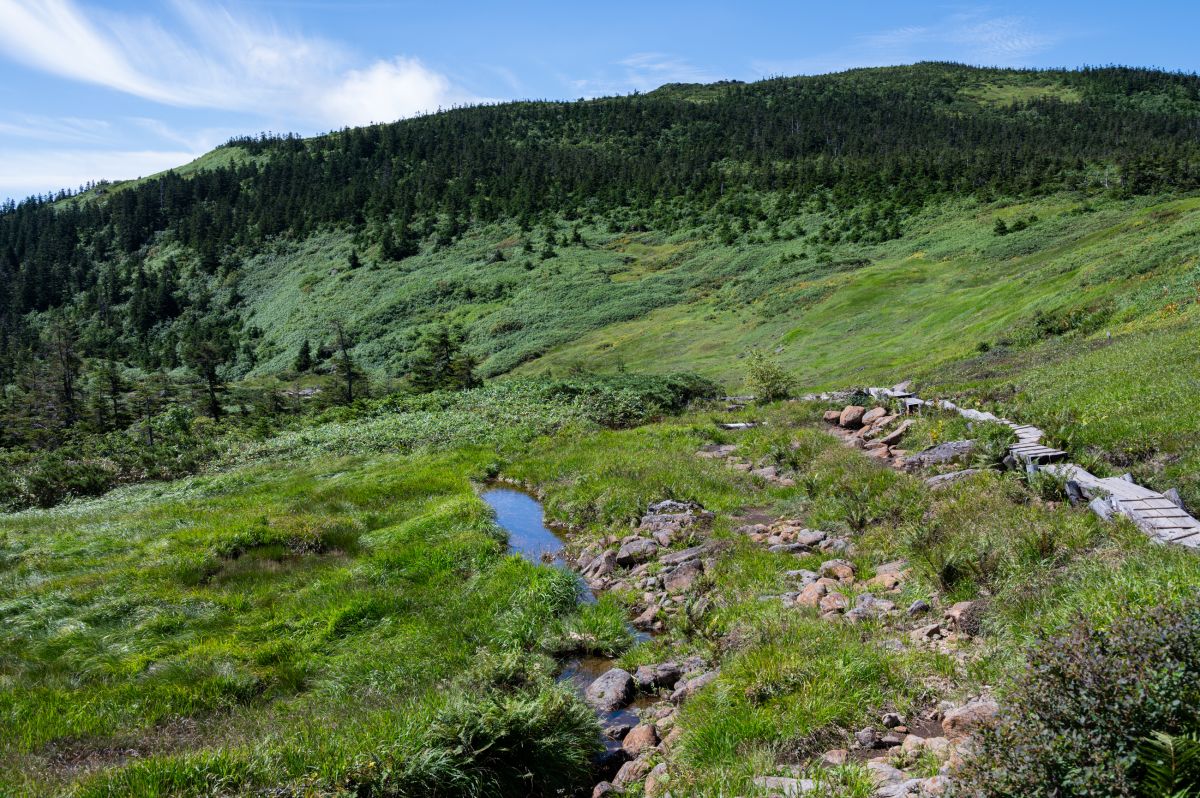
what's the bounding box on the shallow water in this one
[482,484,654,739]
[481,487,567,564]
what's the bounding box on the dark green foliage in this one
[408,324,480,393]
[955,601,1200,797]
[1136,732,1200,798]
[294,339,313,372]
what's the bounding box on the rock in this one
[616,538,659,567]
[592,781,617,797]
[768,542,812,554]
[878,419,914,445]
[644,762,669,797]
[664,559,703,593]
[604,718,635,740]
[1090,495,1114,522]
[907,599,931,617]
[821,748,848,766]
[925,469,982,488]
[823,410,843,423]
[855,727,880,748]
[910,623,943,642]
[942,698,999,739]
[866,760,907,786]
[819,559,856,581]
[612,756,652,789]
[910,440,975,467]
[653,662,682,687]
[839,405,867,428]
[660,544,711,566]
[650,499,697,515]
[751,465,780,479]
[862,407,888,426]
[696,444,738,459]
[670,669,718,703]
[622,723,659,757]
[881,731,907,747]
[660,725,684,752]
[633,665,658,691]
[794,582,827,608]
[819,591,849,614]
[882,712,903,728]
[586,668,635,712]
[583,549,618,578]
[752,776,816,796]
[633,604,660,629]
[1166,488,1187,511]
[869,572,902,590]
[944,600,984,635]
[795,529,827,546]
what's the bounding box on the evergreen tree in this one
[294,339,313,372]
[331,321,365,404]
[408,324,479,393]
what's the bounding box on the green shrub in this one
[955,601,1200,797]
[744,350,794,402]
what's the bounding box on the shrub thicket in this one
[955,601,1200,797]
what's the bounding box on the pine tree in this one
[294,339,313,372]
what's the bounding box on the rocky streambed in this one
[481,486,718,796]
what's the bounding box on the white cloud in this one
[0,0,475,127]
[320,57,471,127]
[0,148,199,200]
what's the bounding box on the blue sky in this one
[2,0,1198,203]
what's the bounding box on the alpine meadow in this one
[6,59,1200,797]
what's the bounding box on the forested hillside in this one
[4,62,1200,506]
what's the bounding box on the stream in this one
[480,486,655,745]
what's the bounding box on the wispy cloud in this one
[570,53,718,97]
[0,0,478,127]
[753,10,1060,77]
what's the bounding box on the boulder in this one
[622,723,659,757]
[878,419,914,446]
[839,405,867,428]
[944,600,984,635]
[664,559,703,593]
[823,410,843,423]
[660,544,711,565]
[819,592,849,614]
[855,727,880,748]
[583,549,618,578]
[616,538,659,567]
[644,762,669,797]
[907,599,931,617]
[910,440,975,467]
[670,669,718,703]
[585,668,635,712]
[866,760,907,786]
[612,756,652,789]
[794,582,827,608]
[942,698,999,739]
[592,781,617,798]
[862,407,888,426]
[819,559,856,581]
[821,748,848,766]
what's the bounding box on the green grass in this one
[4,386,1200,795]
[0,445,608,796]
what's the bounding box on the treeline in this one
[1,62,1200,468]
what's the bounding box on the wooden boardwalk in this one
[864,386,1200,549]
